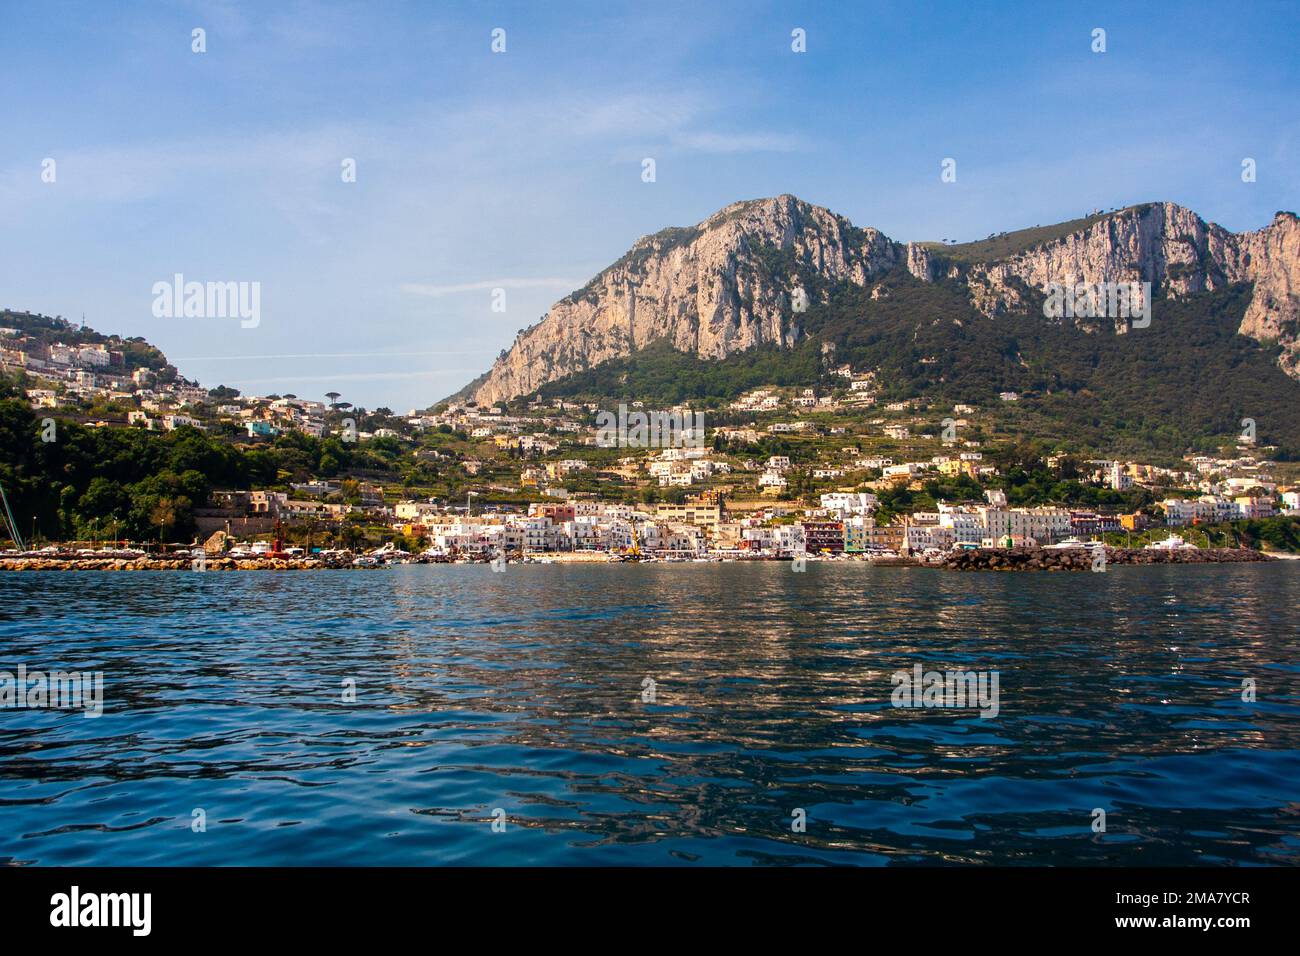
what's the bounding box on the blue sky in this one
[2,0,1296,410]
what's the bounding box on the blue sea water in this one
[1,562,1298,866]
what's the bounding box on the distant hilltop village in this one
[0,310,208,425]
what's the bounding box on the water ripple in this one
[1,562,1298,865]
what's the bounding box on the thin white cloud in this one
[400,278,581,297]
[0,125,373,207]
[672,131,807,154]
[216,369,484,386]
[173,349,484,361]
[565,92,703,139]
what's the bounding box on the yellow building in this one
[655,499,722,532]
[938,459,978,479]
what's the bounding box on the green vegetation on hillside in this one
[811,274,1300,454]
[916,206,1138,263]
[1205,515,1300,552]
[520,272,1300,458]
[0,392,271,543]
[0,383,421,543]
[530,339,823,407]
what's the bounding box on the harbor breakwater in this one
[0,547,1279,572]
[938,546,1272,571]
[0,555,376,571]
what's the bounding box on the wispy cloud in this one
[8,1,1293,412]
[400,278,581,297]
[215,369,484,386]
[173,349,484,361]
[0,125,375,208]
[671,130,807,155]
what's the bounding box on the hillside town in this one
[3,313,1295,564]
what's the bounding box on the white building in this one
[77,346,111,367]
[938,507,986,546]
[979,506,1071,545]
[820,493,878,517]
[162,414,201,431]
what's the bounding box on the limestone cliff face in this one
[1226,211,1300,376]
[955,204,1300,373]
[961,203,1234,314]
[468,195,902,405]
[465,198,1300,404]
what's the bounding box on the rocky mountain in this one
[923,203,1300,350]
[462,196,1300,406]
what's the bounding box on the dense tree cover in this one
[0,393,274,542]
[1095,516,1300,552]
[522,275,1300,457]
[0,381,427,542]
[808,275,1300,456]
[1208,515,1300,551]
[531,339,822,407]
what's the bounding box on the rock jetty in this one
[938,546,1271,571]
[0,555,374,571]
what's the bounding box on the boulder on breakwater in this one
[938,546,1272,572]
[0,555,375,571]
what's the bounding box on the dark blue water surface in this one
[1,562,1298,866]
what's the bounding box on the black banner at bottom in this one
[0,866,1289,941]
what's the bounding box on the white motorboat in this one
[1145,533,1198,551]
[1044,537,1088,549]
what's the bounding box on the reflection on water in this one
[1,563,1298,865]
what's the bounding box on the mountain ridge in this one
[459,196,1300,406]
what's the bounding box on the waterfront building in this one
[655,499,722,533]
[801,520,845,554]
